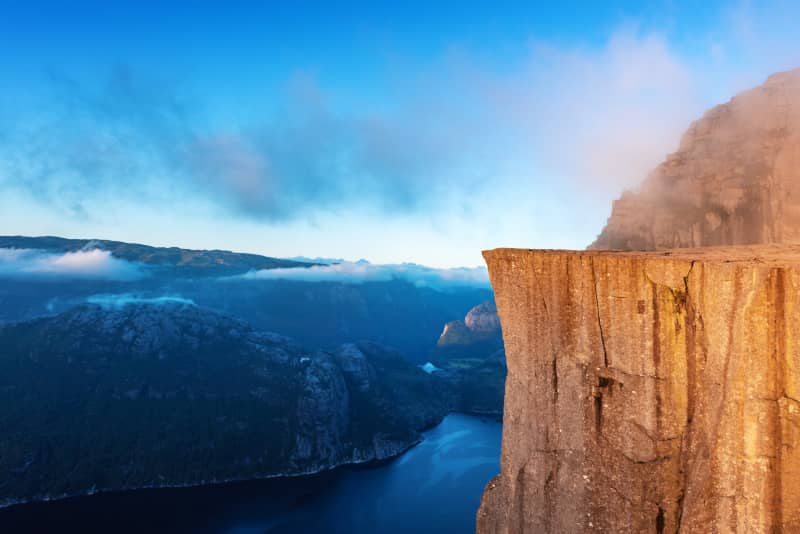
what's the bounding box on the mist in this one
[86,294,196,309]
[231,261,491,290]
[0,249,145,280]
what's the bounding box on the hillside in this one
[0,236,311,277]
[0,303,447,508]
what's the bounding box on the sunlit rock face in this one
[437,301,500,348]
[432,300,506,415]
[464,301,501,334]
[591,69,800,251]
[478,246,800,533]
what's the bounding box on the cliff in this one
[478,246,800,533]
[591,69,800,250]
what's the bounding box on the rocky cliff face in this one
[436,300,502,352]
[464,301,501,333]
[478,246,800,533]
[591,69,800,251]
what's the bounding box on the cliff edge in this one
[478,246,800,533]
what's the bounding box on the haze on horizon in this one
[1,0,799,267]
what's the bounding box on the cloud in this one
[0,67,463,222]
[1,68,187,214]
[0,248,145,280]
[501,28,698,191]
[230,260,490,290]
[183,70,468,219]
[3,4,800,235]
[86,293,195,309]
[0,33,700,223]
[286,256,344,265]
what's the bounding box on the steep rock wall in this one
[591,69,800,251]
[478,246,800,533]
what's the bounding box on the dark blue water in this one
[0,414,501,534]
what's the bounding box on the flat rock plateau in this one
[477,246,800,533]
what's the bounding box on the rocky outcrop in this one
[435,301,503,358]
[478,246,800,533]
[591,69,800,251]
[465,301,501,333]
[438,300,500,347]
[431,301,506,415]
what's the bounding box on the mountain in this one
[436,300,502,356]
[0,236,311,277]
[429,301,505,415]
[0,303,447,508]
[591,69,800,251]
[0,236,492,361]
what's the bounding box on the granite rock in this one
[592,69,800,251]
[478,246,800,533]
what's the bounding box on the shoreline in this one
[0,413,503,534]
[0,436,423,512]
[0,412,500,513]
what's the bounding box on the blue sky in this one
[1,1,799,267]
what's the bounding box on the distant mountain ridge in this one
[0,235,313,277]
[0,236,493,361]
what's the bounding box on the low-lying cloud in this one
[0,248,144,280]
[286,256,344,265]
[86,293,196,309]
[233,261,490,290]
